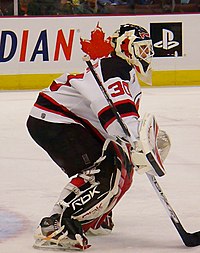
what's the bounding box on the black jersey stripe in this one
[98,99,139,129]
[35,92,69,116]
[34,92,105,143]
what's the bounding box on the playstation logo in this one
[154,29,179,50]
[150,22,182,57]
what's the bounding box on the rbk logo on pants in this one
[150,22,182,57]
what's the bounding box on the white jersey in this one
[30,56,142,142]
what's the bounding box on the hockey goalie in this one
[26,23,170,250]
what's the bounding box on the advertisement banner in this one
[0,14,200,88]
[150,22,182,57]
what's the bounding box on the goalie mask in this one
[111,24,154,85]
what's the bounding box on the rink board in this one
[0,14,199,89]
[1,70,200,90]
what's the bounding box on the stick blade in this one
[172,219,200,247]
[184,231,200,247]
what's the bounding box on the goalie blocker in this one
[131,113,171,177]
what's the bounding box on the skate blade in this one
[33,242,91,251]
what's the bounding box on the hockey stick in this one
[83,55,200,247]
[146,173,200,247]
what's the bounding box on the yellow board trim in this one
[0,73,62,90]
[0,70,200,90]
[142,69,200,87]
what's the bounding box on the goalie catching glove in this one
[130,113,171,177]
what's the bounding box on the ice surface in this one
[0,87,200,253]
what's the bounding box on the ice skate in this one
[33,214,91,251]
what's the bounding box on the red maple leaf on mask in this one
[80,23,113,60]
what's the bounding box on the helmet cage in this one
[133,40,154,64]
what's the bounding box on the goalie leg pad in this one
[86,211,114,236]
[55,139,134,233]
